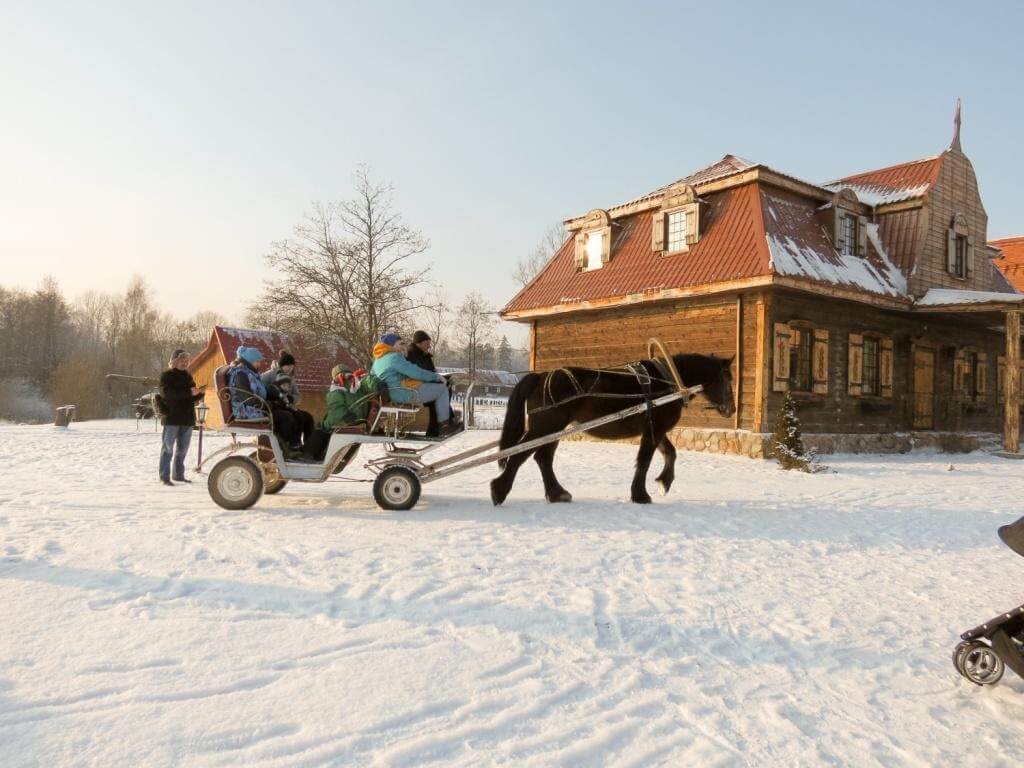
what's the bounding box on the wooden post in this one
[734,296,742,429]
[1005,310,1020,453]
[529,320,537,371]
[752,294,768,432]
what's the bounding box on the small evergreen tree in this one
[770,392,814,471]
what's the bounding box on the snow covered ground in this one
[3,420,1024,767]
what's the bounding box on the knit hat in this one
[276,375,293,388]
[168,348,188,366]
[278,351,296,367]
[412,330,431,344]
[238,346,263,364]
[380,332,401,346]
[331,363,352,380]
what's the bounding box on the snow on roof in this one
[914,289,1024,307]
[823,183,930,207]
[763,192,907,298]
[824,155,943,207]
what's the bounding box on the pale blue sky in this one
[1,1,1021,345]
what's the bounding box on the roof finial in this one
[950,97,962,152]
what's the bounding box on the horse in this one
[490,353,735,505]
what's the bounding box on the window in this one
[838,213,857,255]
[862,337,880,395]
[667,210,688,252]
[788,329,813,392]
[963,351,978,400]
[953,234,968,278]
[584,230,604,271]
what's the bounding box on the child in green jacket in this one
[322,366,380,429]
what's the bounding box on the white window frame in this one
[666,209,688,253]
[584,230,604,271]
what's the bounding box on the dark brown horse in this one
[491,354,735,505]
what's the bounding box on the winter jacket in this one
[261,362,301,406]
[322,374,381,429]
[159,368,202,427]
[370,343,442,404]
[406,345,436,373]
[229,360,269,419]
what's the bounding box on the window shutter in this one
[574,232,587,270]
[812,328,829,394]
[651,212,665,252]
[880,337,894,398]
[848,333,863,396]
[966,235,975,276]
[953,351,965,393]
[772,322,791,392]
[685,202,701,246]
[947,229,957,274]
[600,227,612,264]
[833,208,842,252]
[857,216,868,256]
[999,356,1007,404]
[977,351,988,400]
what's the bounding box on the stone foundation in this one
[568,427,1000,457]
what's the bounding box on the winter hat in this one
[238,346,263,365]
[278,351,296,367]
[168,348,188,366]
[412,330,431,344]
[276,375,293,388]
[331,363,352,380]
[380,332,401,347]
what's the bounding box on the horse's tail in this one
[499,372,542,456]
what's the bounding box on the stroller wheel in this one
[961,641,1004,686]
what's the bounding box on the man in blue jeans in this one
[158,349,204,485]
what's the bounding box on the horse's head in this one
[673,353,736,418]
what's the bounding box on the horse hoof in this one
[547,490,573,503]
[490,480,507,506]
[656,478,672,495]
[631,493,653,504]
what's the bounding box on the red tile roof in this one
[826,155,944,205]
[992,237,1024,293]
[193,326,360,391]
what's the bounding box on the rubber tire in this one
[961,641,1004,686]
[953,640,972,677]
[372,466,422,511]
[208,456,264,510]
[991,628,1024,681]
[249,450,288,495]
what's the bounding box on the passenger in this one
[302,365,382,460]
[261,350,315,445]
[371,332,460,437]
[230,346,299,455]
[265,374,304,451]
[406,330,436,372]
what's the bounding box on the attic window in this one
[838,213,857,256]
[666,210,688,253]
[952,234,968,278]
[584,230,605,271]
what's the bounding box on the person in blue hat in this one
[229,346,300,453]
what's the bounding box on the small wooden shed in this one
[188,326,360,429]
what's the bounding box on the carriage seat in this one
[214,364,271,430]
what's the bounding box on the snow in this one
[4,420,1024,766]
[824,183,930,207]
[916,288,1024,307]
[766,233,907,297]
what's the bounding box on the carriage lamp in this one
[195,401,210,472]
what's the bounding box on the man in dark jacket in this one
[406,331,436,372]
[158,349,204,485]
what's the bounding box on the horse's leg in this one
[631,431,658,504]
[533,440,572,503]
[653,434,676,495]
[490,441,537,505]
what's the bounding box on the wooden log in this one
[1006,310,1020,453]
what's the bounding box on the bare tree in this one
[454,292,496,380]
[416,286,450,352]
[513,223,566,287]
[249,166,430,366]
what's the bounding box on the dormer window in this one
[573,209,612,272]
[584,230,605,271]
[838,213,857,256]
[952,233,968,278]
[823,189,867,258]
[666,210,688,253]
[946,213,973,280]
[651,183,702,254]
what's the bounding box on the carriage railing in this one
[217,386,275,431]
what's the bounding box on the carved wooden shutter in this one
[600,228,612,265]
[772,323,792,392]
[966,235,975,277]
[833,208,842,251]
[651,212,665,252]
[574,232,587,270]
[848,333,863,396]
[880,337,894,398]
[977,351,988,400]
[812,328,829,394]
[953,351,965,393]
[685,202,701,246]
[999,356,1007,404]
[857,216,868,256]
[947,229,957,274]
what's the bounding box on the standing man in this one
[158,349,204,486]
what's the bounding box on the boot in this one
[998,516,1024,559]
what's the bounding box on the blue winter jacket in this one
[229,360,269,419]
[370,342,443,404]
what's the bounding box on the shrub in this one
[770,392,816,472]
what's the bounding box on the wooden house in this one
[188,326,359,429]
[501,108,1024,456]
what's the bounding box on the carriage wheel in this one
[372,466,421,511]
[952,640,973,677]
[249,450,288,495]
[208,456,264,510]
[960,641,1004,686]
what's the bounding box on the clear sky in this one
[2,1,1022,346]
